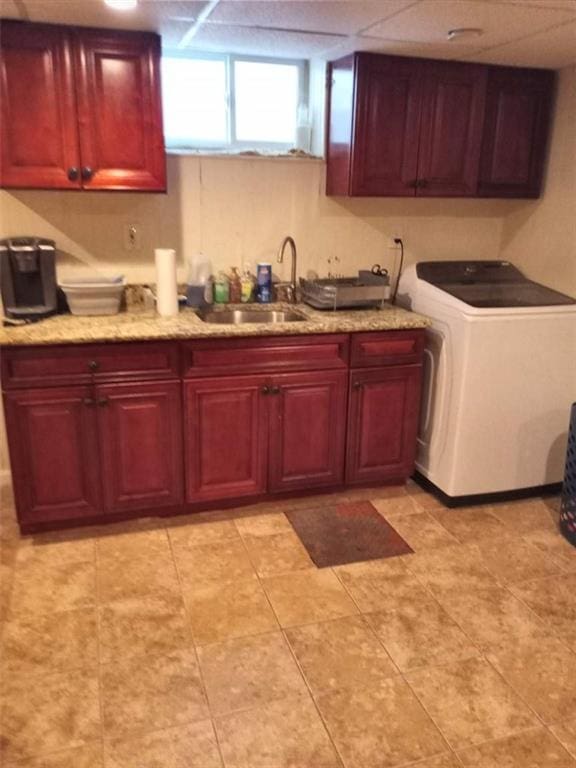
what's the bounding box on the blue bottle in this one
[256,262,272,303]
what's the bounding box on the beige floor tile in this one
[456,727,576,767]
[366,591,479,671]
[167,519,239,548]
[409,490,449,511]
[370,494,422,519]
[334,557,429,613]
[430,507,511,544]
[486,632,576,724]
[0,670,100,762]
[511,575,576,650]
[490,498,560,532]
[385,511,459,552]
[522,528,576,573]
[242,531,313,577]
[100,648,208,738]
[262,569,358,627]
[97,553,180,604]
[412,756,462,768]
[185,578,278,646]
[435,585,547,652]
[316,677,446,768]
[405,657,539,750]
[104,721,222,768]
[346,484,408,502]
[96,528,171,562]
[404,544,500,595]
[476,535,562,583]
[551,718,576,759]
[215,695,340,768]
[234,512,293,537]
[9,560,96,618]
[16,532,96,567]
[285,615,397,695]
[1,743,104,768]
[173,539,256,589]
[98,593,192,663]
[1,608,98,677]
[197,631,307,715]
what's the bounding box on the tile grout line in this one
[165,525,227,768]
[93,535,107,767]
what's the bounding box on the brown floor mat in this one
[286,500,413,568]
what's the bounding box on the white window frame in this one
[162,52,309,152]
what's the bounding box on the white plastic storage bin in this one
[60,276,125,316]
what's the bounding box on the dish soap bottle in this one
[241,264,255,303]
[229,267,242,303]
[213,271,230,304]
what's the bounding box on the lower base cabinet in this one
[2,329,425,530]
[346,366,422,484]
[4,386,102,525]
[4,380,183,525]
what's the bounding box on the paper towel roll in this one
[155,248,178,317]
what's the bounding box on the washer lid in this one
[416,261,576,307]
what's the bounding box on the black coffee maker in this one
[0,237,57,321]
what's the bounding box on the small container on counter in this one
[229,267,242,303]
[241,266,255,303]
[256,262,272,303]
[213,272,230,304]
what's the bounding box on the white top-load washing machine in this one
[397,261,576,501]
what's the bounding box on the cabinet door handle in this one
[352,381,362,390]
[88,360,99,372]
[82,397,95,406]
[81,166,94,181]
[67,167,79,181]
[261,385,270,395]
[269,385,280,395]
[417,179,428,189]
[97,397,109,407]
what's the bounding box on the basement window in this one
[161,54,309,153]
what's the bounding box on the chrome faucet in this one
[276,236,298,303]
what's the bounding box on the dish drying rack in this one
[299,271,391,310]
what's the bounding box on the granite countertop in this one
[0,303,431,346]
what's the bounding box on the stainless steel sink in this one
[196,309,308,324]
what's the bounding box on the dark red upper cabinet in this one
[0,21,165,192]
[0,23,81,189]
[328,54,422,196]
[418,61,487,197]
[326,51,554,199]
[75,29,165,191]
[478,67,555,198]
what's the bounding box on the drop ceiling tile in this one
[320,34,484,61]
[363,0,576,49]
[208,1,416,36]
[465,19,576,67]
[20,1,211,32]
[187,22,345,57]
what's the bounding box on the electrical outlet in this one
[123,223,141,252]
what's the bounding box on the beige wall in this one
[500,65,576,295]
[1,63,575,475]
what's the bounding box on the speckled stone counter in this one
[0,303,430,346]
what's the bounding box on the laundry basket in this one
[560,403,576,546]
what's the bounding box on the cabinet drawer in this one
[182,334,349,377]
[350,330,425,367]
[1,341,180,389]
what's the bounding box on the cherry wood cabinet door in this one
[346,366,422,485]
[268,370,347,493]
[3,387,101,524]
[74,28,165,191]
[0,22,81,189]
[478,67,555,198]
[350,54,422,196]
[417,61,487,197]
[96,381,183,513]
[184,376,268,503]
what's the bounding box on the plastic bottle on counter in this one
[241,264,255,303]
[256,262,272,303]
[229,267,242,303]
[213,272,230,304]
[186,252,213,308]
